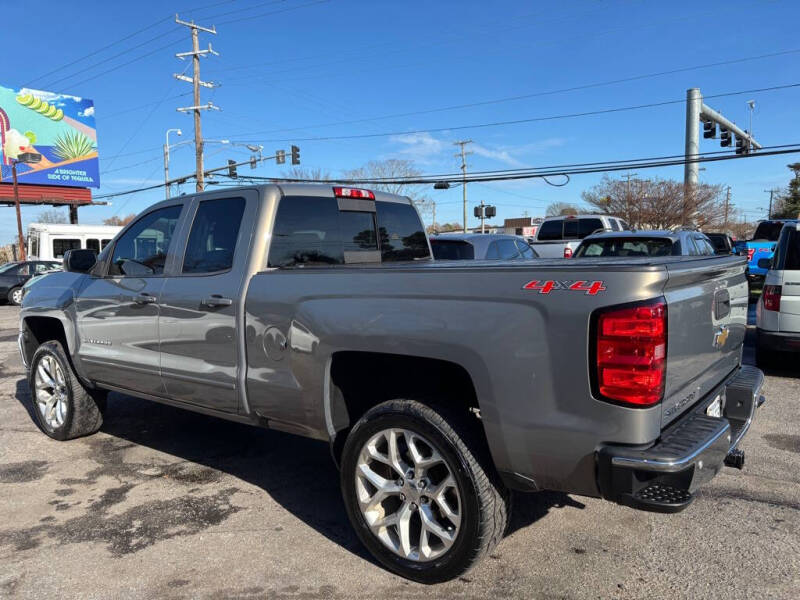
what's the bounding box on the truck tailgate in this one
[661,257,748,427]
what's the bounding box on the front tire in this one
[8,286,23,305]
[29,341,105,440]
[340,400,509,583]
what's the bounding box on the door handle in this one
[134,293,157,304]
[201,295,233,307]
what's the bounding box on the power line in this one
[216,0,330,25]
[227,82,800,143]
[225,48,800,137]
[92,143,800,200]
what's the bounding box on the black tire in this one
[7,286,23,305]
[28,341,105,441]
[340,400,509,583]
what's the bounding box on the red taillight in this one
[333,186,375,200]
[594,300,666,407]
[763,285,782,311]
[564,247,573,258]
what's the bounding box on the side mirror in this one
[63,249,97,273]
[757,258,772,270]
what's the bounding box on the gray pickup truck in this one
[18,184,763,582]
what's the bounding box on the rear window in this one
[431,239,475,260]
[537,219,562,241]
[268,196,430,268]
[575,237,675,257]
[776,227,800,270]
[706,233,730,253]
[578,218,603,238]
[753,221,789,242]
[376,202,429,262]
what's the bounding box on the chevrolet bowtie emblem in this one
[713,326,730,349]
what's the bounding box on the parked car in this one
[756,222,800,365]
[734,219,798,284]
[0,260,61,305]
[430,233,538,260]
[19,184,762,583]
[573,230,717,258]
[705,232,736,255]
[530,214,629,258]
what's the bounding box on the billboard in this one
[0,84,99,188]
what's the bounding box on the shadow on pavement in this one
[13,378,578,563]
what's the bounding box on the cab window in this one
[109,205,182,276]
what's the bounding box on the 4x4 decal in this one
[522,280,606,295]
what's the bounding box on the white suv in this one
[530,214,629,258]
[756,221,800,365]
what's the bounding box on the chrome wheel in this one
[355,428,461,562]
[11,287,23,305]
[34,355,68,429]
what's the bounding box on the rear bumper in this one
[596,365,764,513]
[757,328,800,352]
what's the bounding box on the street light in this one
[164,128,182,199]
[11,152,42,261]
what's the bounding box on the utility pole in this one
[454,140,473,232]
[11,162,26,261]
[724,186,731,230]
[175,15,219,193]
[764,188,776,220]
[623,171,637,225]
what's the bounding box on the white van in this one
[529,214,629,258]
[27,223,123,261]
[756,221,800,365]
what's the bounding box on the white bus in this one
[27,223,123,261]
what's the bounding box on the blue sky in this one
[3,0,800,241]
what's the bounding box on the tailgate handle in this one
[714,289,730,320]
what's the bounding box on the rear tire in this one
[28,341,105,441]
[340,400,509,583]
[8,286,23,305]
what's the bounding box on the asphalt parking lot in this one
[0,304,798,599]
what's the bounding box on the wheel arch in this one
[326,351,488,467]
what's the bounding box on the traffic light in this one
[291,145,300,165]
[227,159,238,178]
[474,206,482,218]
[276,150,286,164]
[703,120,716,139]
[485,205,496,218]
[735,135,747,155]
[720,126,731,147]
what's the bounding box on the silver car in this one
[430,233,538,260]
[756,221,800,364]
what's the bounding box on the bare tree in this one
[342,159,433,219]
[427,221,462,234]
[582,176,726,229]
[36,208,68,224]
[103,214,137,226]
[279,166,331,182]
[545,202,580,217]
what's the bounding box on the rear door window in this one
[578,218,603,238]
[609,219,621,231]
[537,220,562,241]
[183,198,246,274]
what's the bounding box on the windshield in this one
[575,237,674,257]
[0,262,20,274]
[752,221,791,242]
[430,239,475,260]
